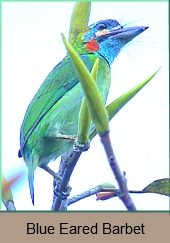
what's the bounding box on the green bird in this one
[18,19,148,204]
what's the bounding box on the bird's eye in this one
[96,22,107,30]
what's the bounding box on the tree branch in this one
[100,131,137,210]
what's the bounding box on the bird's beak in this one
[96,26,148,43]
[112,26,148,42]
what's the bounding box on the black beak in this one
[109,26,149,43]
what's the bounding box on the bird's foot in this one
[73,139,90,152]
[54,184,72,200]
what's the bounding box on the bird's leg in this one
[40,165,62,181]
[40,164,71,210]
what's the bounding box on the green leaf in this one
[62,34,109,135]
[78,58,99,144]
[142,178,170,197]
[69,2,91,45]
[90,68,160,140]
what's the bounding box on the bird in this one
[18,19,148,204]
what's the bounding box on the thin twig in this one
[100,131,137,210]
[68,185,103,206]
[68,184,120,205]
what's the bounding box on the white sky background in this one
[2,1,169,211]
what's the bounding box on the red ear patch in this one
[86,38,99,51]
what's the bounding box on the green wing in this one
[19,54,97,155]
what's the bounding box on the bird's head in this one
[73,19,148,65]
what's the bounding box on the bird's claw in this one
[73,139,90,153]
[54,185,72,200]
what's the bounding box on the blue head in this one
[74,19,148,65]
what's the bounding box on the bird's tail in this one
[26,153,38,205]
[28,167,35,205]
